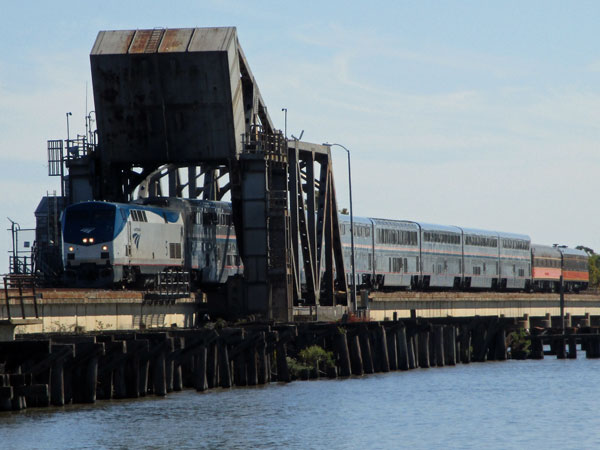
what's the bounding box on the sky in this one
[1,0,599,274]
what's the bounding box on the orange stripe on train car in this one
[532,267,561,280]
[562,270,589,282]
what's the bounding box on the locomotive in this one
[62,198,242,288]
[62,199,589,292]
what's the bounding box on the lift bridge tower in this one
[82,27,348,321]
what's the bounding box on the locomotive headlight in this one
[82,238,88,244]
[102,245,108,251]
[68,246,74,252]
[89,237,95,244]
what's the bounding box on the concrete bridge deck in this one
[368,291,600,322]
[2,288,600,337]
[1,289,198,337]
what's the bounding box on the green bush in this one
[298,345,335,371]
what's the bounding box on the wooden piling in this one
[257,333,269,385]
[568,335,577,359]
[234,349,248,387]
[335,332,352,377]
[376,326,390,373]
[418,331,430,368]
[50,344,73,406]
[195,345,208,392]
[459,326,471,364]
[555,336,566,359]
[530,335,544,359]
[349,334,364,376]
[359,329,374,374]
[206,341,218,389]
[433,326,445,367]
[396,327,409,370]
[218,339,232,388]
[494,328,507,361]
[386,328,398,371]
[276,341,290,382]
[443,326,456,366]
[153,351,167,396]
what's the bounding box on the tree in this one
[576,245,595,256]
[589,254,600,288]
[339,208,349,215]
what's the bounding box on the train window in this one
[424,231,460,245]
[502,239,530,250]
[376,228,417,245]
[473,266,481,275]
[483,263,486,273]
[465,235,498,247]
[518,268,525,277]
[404,258,408,273]
[390,257,402,273]
[194,212,202,224]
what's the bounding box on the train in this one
[61,198,589,293]
[62,198,242,288]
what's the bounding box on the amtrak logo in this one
[80,227,95,234]
[132,232,141,249]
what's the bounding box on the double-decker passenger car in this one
[560,247,589,292]
[460,227,500,289]
[370,219,420,289]
[339,216,376,288]
[418,223,462,288]
[498,232,531,290]
[531,244,562,291]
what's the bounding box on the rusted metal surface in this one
[158,28,194,53]
[128,29,158,54]
[90,30,135,55]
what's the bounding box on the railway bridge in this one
[4,27,598,337]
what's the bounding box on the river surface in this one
[1,357,599,449]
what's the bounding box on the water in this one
[2,358,600,449]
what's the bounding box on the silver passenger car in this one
[459,227,500,289]
[338,215,375,288]
[498,231,531,289]
[370,219,420,288]
[416,222,462,288]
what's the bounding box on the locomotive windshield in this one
[63,203,116,244]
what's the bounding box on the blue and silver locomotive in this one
[62,198,242,287]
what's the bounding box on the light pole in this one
[281,108,287,138]
[66,112,72,144]
[323,143,357,312]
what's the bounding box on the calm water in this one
[1,358,600,449]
